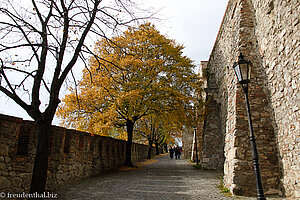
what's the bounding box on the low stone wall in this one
[0,114,153,193]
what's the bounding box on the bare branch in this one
[0,43,42,52]
[57,0,101,88]
[70,69,81,110]
[0,59,32,114]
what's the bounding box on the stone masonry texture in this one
[0,114,155,193]
[200,0,299,199]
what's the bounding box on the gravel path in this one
[57,154,284,200]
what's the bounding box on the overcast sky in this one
[0,0,228,123]
[144,0,228,67]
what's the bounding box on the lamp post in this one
[193,126,199,165]
[232,53,266,200]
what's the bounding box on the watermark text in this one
[0,192,58,199]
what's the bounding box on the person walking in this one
[177,146,181,159]
[169,146,174,159]
[174,146,178,159]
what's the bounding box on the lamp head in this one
[233,53,251,86]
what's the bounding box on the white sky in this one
[0,0,228,124]
[144,0,228,66]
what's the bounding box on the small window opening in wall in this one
[112,145,115,154]
[79,136,84,151]
[106,144,110,154]
[16,125,30,156]
[64,133,71,154]
[116,144,119,153]
[89,139,94,153]
[98,140,103,155]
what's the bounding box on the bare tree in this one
[0,0,149,193]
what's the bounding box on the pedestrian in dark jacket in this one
[177,146,181,159]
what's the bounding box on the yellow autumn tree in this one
[57,23,200,166]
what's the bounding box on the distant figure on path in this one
[174,146,179,159]
[177,146,181,159]
[169,146,174,159]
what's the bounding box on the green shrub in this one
[217,177,231,197]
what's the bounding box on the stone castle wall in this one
[198,61,225,170]
[251,0,299,198]
[182,126,194,160]
[182,62,207,163]
[0,114,153,193]
[203,0,299,198]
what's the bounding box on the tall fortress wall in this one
[195,0,299,198]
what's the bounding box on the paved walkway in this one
[57,155,284,200]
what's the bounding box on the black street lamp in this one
[232,53,266,200]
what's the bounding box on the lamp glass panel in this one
[234,64,242,82]
[240,62,249,81]
[247,64,251,80]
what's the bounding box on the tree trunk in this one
[147,141,153,159]
[30,119,51,194]
[155,140,159,155]
[164,143,168,153]
[125,120,134,167]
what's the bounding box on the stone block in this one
[0,176,9,189]
[12,177,22,188]
[227,148,237,161]
[1,171,8,177]
[0,144,9,156]
[21,175,31,189]
[8,171,16,177]
[0,162,6,171]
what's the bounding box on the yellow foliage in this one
[57,23,202,139]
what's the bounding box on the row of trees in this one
[57,23,201,166]
[134,115,180,159]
